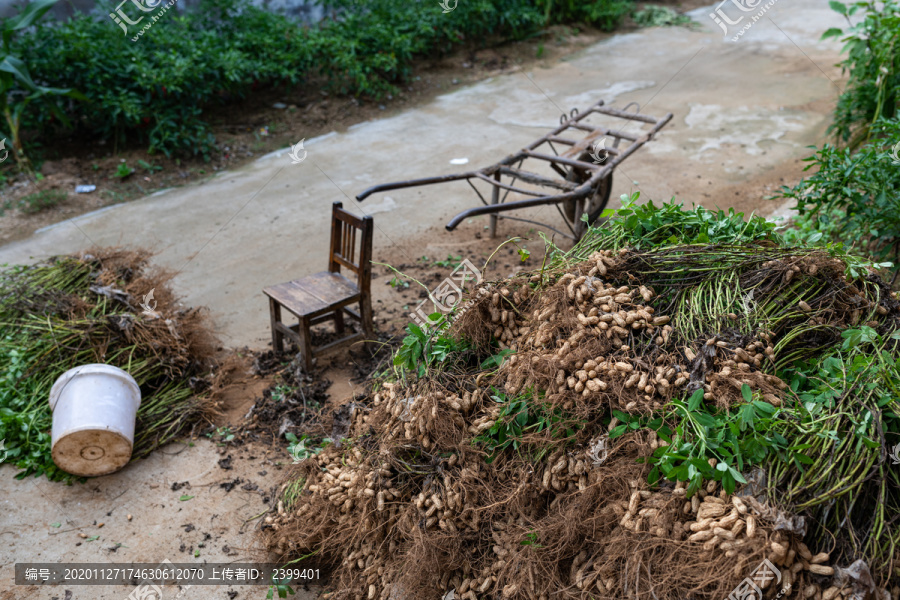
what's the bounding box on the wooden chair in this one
[263,201,374,371]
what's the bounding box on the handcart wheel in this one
[574,174,613,240]
[585,174,613,223]
[563,152,613,241]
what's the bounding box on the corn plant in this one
[0,0,84,175]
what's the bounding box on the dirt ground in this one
[0,1,850,598]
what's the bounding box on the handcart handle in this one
[444,183,596,231]
[356,171,477,201]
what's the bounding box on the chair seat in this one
[263,271,360,319]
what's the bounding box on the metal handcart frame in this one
[356,99,673,241]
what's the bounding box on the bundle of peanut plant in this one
[265,195,900,600]
[0,248,218,481]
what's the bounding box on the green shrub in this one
[776,207,842,247]
[533,0,632,29]
[0,0,84,174]
[578,0,633,29]
[20,0,311,160]
[777,118,900,275]
[310,0,546,96]
[632,5,695,28]
[18,0,634,160]
[823,0,900,145]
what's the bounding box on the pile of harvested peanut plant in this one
[265,204,900,600]
[0,248,219,481]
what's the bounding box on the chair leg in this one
[298,316,314,372]
[360,295,375,340]
[269,299,284,353]
[333,308,345,334]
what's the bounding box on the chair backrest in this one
[328,201,374,293]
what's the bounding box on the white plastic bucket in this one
[48,364,142,477]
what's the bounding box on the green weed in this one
[206,426,234,444]
[419,254,464,270]
[137,159,162,174]
[271,384,295,402]
[474,389,580,462]
[285,432,331,463]
[17,189,65,214]
[266,576,296,599]
[114,163,134,179]
[388,276,409,290]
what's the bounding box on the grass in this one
[15,189,66,214]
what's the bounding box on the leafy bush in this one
[777,118,900,274]
[776,206,842,247]
[20,0,311,160]
[823,0,900,145]
[576,0,634,30]
[313,0,546,96]
[533,0,633,30]
[18,0,635,160]
[0,0,83,173]
[632,5,695,28]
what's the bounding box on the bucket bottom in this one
[52,429,134,477]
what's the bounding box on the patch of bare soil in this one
[208,350,274,428]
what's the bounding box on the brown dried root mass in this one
[264,248,899,600]
[266,410,839,600]
[263,378,842,600]
[75,248,218,373]
[460,250,786,419]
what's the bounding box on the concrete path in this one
[0,0,845,351]
[1,437,322,600]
